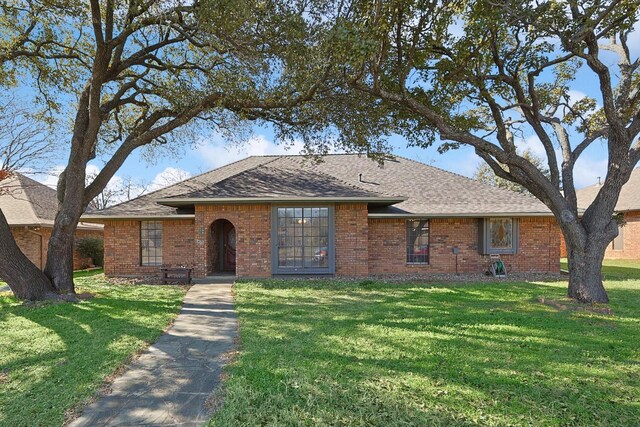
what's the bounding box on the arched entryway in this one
[208,219,236,275]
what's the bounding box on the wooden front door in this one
[223,222,236,271]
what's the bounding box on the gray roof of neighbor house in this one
[576,167,640,212]
[0,172,103,230]
[82,154,552,220]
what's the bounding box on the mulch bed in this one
[537,296,613,315]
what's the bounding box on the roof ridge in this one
[295,159,392,197]
[163,156,282,199]
[163,156,388,200]
[301,156,404,197]
[99,155,279,211]
[15,173,55,223]
[392,153,542,201]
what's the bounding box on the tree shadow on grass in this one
[0,285,183,426]
[215,280,640,426]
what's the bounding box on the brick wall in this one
[101,207,560,278]
[559,211,640,260]
[194,204,271,278]
[335,203,369,276]
[11,227,47,269]
[103,219,194,276]
[11,226,103,270]
[606,211,640,259]
[368,217,560,275]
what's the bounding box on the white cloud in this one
[456,152,483,178]
[573,156,607,189]
[197,133,305,169]
[515,135,549,159]
[148,167,192,192]
[508,135,606,188]
[568,89,588,104]
[30,165,65,189]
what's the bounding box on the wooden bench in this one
[160,267,192,284]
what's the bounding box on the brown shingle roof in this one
[84,154,551,219]
[0,172,59,226]
[88,156,276,217]
[576,167,640,211]
[0,172,101,229]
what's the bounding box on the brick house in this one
[0,172,104,269]
[82,154,561,278]
[560,167,640,259]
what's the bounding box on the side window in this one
[406,219,429,264]
[141,221,163,266]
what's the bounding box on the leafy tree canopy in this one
[318,0,640,303]
[474,149,550,194]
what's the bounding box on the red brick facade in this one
[102,204,561,278]
[335,203,370,276]
[560,210,640,259]
[11,226,103,270]
[103,219,195,276]
[194,204,272,278]
[369,217,560,275]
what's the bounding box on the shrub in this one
[76,237,104,267]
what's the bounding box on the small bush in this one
[76,237,104,267]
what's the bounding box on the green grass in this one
[0,274,185,426]
[0,267,104,287]
[212,275,640,426]
[561,258,640,281]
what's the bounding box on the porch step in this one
[192,275,236,284]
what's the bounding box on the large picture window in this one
[480,218,519,254]
[141,221,163,266]
[406,219,429,264]
[273,207,334,274]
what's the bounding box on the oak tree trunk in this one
[44,222,77,295]
[568,251,609,303]
[0,209,57,300]
[566,243,609,303]
[44,166,87,296]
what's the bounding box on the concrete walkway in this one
[68,281,237,427]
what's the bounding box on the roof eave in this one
[80,214,196,222]
[368,211,555,218]
[154,196,407,206]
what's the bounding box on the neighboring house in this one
[0,172,104,269]
[560,167,640,259]
[82,154,561,278]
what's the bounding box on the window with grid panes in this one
[274,207,333,273]
[140,221,163,266]
[406,219,429,264]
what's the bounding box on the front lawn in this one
[212,276,640,426]
[561,257,640,281]
[0,273,186,426]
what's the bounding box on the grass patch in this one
[0,273,185,426]
[0,267,104,288]
[211,277,640,426]
[561,258,640,281]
